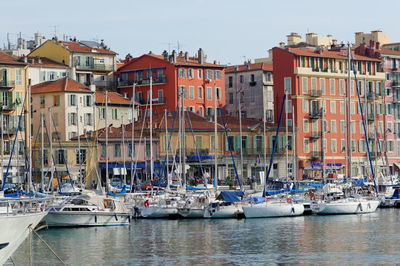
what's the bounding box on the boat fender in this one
[265,198,269,203]
[310,194,316,201]
[115,214,118,221]
[144,200,150,207]
[358,203,363,212]
[128,216,131,223]
[40,205,44,211]
[287,198,293,204]
[291,207,295,213]
[304,192,309,198]
[95,215,97,223]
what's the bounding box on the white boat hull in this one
[177,208,205,218]
[138,206,178,218]
[243,202,304,218]
[203,204,243,218]
[0,212,47,265]
[44,211,130,227]
[312,199,380,214]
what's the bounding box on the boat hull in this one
[138,206,178,218]
[44,211,130,227]
[177,208,205,218]
[243,202,304,218]
[0,212,47,265]
[203,204,243,219]
[312,200,380,215]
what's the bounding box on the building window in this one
[339,79,345,95]
[329,79,335,95]
[302,77,308,94]
[229,93,233,104]
[101,144,106,158]
[284,77,291,94]
[112,109,119,120]
[114,143,121,157]
[146,141,151,157]
[215,70,222,80]
[15,69,22,85]
[158,90,163,102]
[304,139,309,153]
[85,113,93,126]
[68,95,76,106]
[302,99,309,113]
[198,69,202,79]
[188,106,194,112]
[76,149,86,164]
[188,68,194,78]
[198,86,203,99]
[40,96,45,108]
[239,75,243,83]
[386,87,392,97]
[207,87,212,100]
[189,86,194,99]
[178,68,186,78]
[198,106,204,116]
[228,76,233,88]
[216,87,221,100]
[330,101,336,114]
[303,119,309,132]
[55,149,66,164]
[320,78,325,95]
[68,113,77,126]
[206,70,213,80]
[331,120,337,133]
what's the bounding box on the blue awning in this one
[217,191,244,202]
[99,162,162,169]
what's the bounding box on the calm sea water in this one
[9,208,400,265]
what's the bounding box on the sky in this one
[1,0,400,65]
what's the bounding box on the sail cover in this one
[217,191,244,202]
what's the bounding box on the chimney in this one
[37,57,42,64]
[162,50,168,61]
[370,40,376,49]
[184,52,188,61]
[123,92,128,98]
[279,42,285,48]
[376,42,381,50]
[179,51,183,57]
[170,50,177,64]
[198,48,204,64]
[22,55,27,63]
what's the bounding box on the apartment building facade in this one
[273,46,386,180]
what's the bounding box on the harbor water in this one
[9,208,400,265]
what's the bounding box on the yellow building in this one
[0,51,28,183]
[29,39,117,89]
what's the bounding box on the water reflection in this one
[9,209,400,265]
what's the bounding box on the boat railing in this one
[0,198,49,216]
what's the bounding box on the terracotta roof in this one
[0,51,26,65]
[277,47,381,62]
[31,77,92,94]
[27,56,68,68]
[119,53,224,71]
[226,62,273,73]
[95,91,132,105]
[58,41,116,55]
[379,48,400,56]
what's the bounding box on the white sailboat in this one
[0,198,47,265]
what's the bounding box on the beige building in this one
[355,30,391,46]
[31,77,96,142]
[0,51,28,183]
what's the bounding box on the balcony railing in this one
[75,64,113,71]
[312,151,320,157]
[189,149,209,156]
[367,113,375,121]
[118,76,167,87]
[310,90,322,97]
[0,103,15,112]
[0,80,15,88]
[311,131,321,138]
[368,133,376,140]
[309,111,322,119]
[136,97,166,105]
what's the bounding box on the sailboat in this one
[243,93,305,218]
[311,43,380,215]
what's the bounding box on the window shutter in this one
[0,92,3,105]
[225,135,229,151]
[246,136,251,153]
[262,136,265,152]
[68,113,71,126]
[282,136,286,151]
[269,136,273,153]
[8,92,12,108]
[234,136,240,151]
[278,136,282,150]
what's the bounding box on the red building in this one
[116,49,225,117]
[273,46,386,180]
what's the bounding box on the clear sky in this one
[1,0,400,65]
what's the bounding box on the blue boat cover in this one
[390,189,399,199]
[218,191,244,202]
[265,188,290,196]
[248,196,266,204]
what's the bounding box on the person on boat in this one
[92,180,97,190]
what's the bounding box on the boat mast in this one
[122,117,126,185]
[292,106,297,185]
[165,108,169,190]
[285,84,289,182]
[28,80,32,193]
[347,43,352,178]
[238,87,243,184]
[373,85,377,177]
[150,77,154,193]
[178,86,182,186]
[214,81,218,190]
[131,83,135,191]
[48,108,54,192]
[105,90,109,192]
[263,87,267,188]
[321,106,326,183]
[182,83,186,189]
[41,112,44,189]
[0,111,3,186]
[77,105,82,187]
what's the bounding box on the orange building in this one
[116,49,225,117]
[273,46,386,180]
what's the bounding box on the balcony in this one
[312,151,321,158]
[249,81,257,87]
[118,76,167,87]
[0,126,17,135]
[0,80,15,89]
[370,151,381,158]
[310,131,321,139]
[137,97,166,105]
[0,103,15,112]
[367,113,375,121]
[310,90,322,97]
[309,111,322,119]
[189,148,209,156]
[75,64,113,71]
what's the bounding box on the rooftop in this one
[31,77,92,94]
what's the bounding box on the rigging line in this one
[350,52,378,194]
[50,112,73,186]
[263,94,286,197]
[43,117,62,192]
[158,104,178,187]
[218,107,242,190]
[2,89,27,191]
[186,111,207,187]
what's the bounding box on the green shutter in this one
[253,136,257,152]
[246,136,251,153]
[278,136,282,151]
[262,136,265,153]
[225,135,229,151]
[283,136,286,151]
[0,92,3,104]
[8,91,13,108]
[234,136,240,151]
[269,136,273,153]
